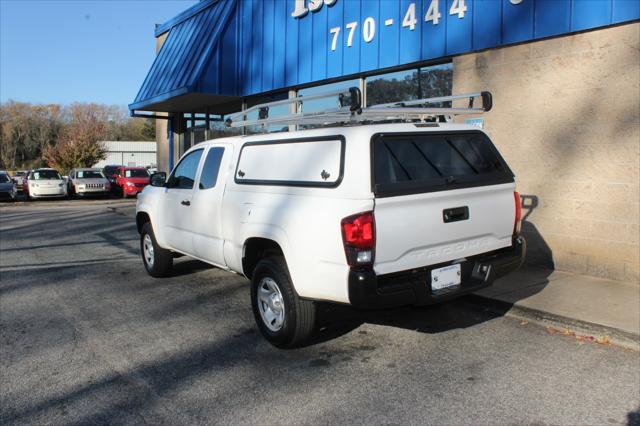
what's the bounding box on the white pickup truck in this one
[136,92,525,348]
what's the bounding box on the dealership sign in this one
[289,0,633,54]
[264,0,639,94]
[291,0,337,18]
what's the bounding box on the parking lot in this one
[1,199,639,425]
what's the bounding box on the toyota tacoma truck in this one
[136,91,525,348]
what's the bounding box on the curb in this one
[465,294,640,351]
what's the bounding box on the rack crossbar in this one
[368,92,481,109]
[224,88,492,130]
[226,87,360,124]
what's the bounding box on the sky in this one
[0,0,198,106]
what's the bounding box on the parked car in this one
[23,168,67,200]
[114,167,150,198]
[67,168,111,198]
[0,171,17,201]
[102,165,121,187]
[11,171,27,192]
[136,91,525,348]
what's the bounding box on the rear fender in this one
[240,224,301,290]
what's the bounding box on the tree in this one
[0,101,154,170]
[0,102,31,169]
[43,104,107,174]
[27,104,62,167]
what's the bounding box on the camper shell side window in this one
[234,136,346,188]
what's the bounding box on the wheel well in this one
[242,238,283,279]
[136,212,150,234]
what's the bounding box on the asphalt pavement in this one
[1,199,639,425]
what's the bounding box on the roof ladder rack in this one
[225,87,361,129]
[225,88,491,130]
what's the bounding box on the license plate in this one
[431,264,461,291]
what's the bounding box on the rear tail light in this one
[514,191,522,236]
[341,212,375,267]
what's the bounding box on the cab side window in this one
[199,147,225,190]
[168,149,203,189]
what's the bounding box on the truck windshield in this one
[372,131,513,197]
[0,174,10,183]
[77,171,104,179]
[125,169,149,178]
[32,170,62,180]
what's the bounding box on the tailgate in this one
[374,184,515,275]
[371,130,516,275]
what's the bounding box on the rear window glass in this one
[199,147,225,190]
[373,132,513,197]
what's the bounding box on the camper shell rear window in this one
[235,136,345,188]
[372,131,514,197]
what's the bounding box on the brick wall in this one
[453,23,640,283]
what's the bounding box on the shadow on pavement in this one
[171,259,215,277]
[2,336,258,425]
[310,296,513,346]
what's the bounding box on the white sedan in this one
[24,168,67,200]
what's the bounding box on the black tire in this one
[251,256,316,349]
[140,222,173,278]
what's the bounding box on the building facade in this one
[130,0,639,282]
[94,141,157,169]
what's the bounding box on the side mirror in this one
[150,172,167,187]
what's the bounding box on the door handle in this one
[181,200,191,206]
[443,206,469,223]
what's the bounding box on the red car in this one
[112,167,150,198]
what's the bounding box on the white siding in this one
[101,141,156,152]
[94,141,157,168]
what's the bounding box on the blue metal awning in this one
[131,0,639,115]
[129,0,239,113]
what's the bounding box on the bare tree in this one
[0,102,31,169]
[43,104,107,173]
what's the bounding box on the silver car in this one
[0,171,17,201]
[67,168,111,198]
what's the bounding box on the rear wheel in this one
[140,222,173,277]
[251,256,316,348]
